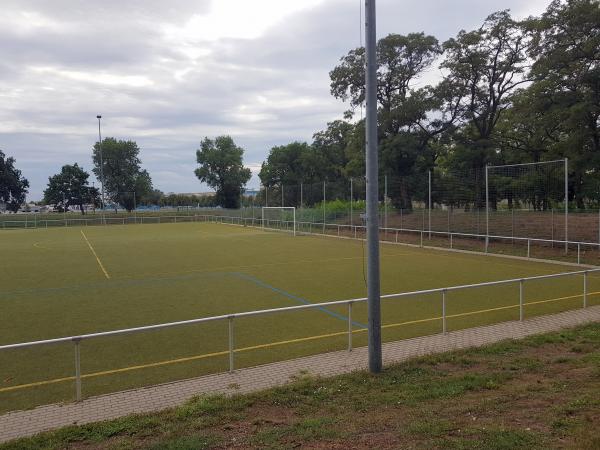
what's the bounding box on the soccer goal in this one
[261,207,296,236]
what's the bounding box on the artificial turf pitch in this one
[0,221,598,413]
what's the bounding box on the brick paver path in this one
[1,305,599,444]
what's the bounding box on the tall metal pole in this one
[97,115,105,225]
[365,0,382,373]
[428,170,432,239]
[485,164,489,253]
[323,181,326,234]
[564,158,568,254]
[350,178,353,226]
[384,175,388,230]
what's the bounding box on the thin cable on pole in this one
[359,0,364,121]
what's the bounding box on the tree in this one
[441,11,530,152]
[92,138,154,212]
[43,164,99,214]
[0,150,29,213]
[526,0,600,207]
[195,136,251,209]
[437,11,530,208]
[138,189,164,206]
[330,33,444,209]
[330,32,442,119]
[312,120,356,180]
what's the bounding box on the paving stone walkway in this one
[1,305,599,444]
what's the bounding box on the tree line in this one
[257,0,600,211]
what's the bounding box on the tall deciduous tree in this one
[43,164,99,214]
[330,32,446,208]
[195,136,251,209]
[526,0,600,206]
[92,138,153,212]
[441,10,530,156]
[439,10,530,208]
[0,150,29,213]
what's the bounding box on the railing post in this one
[74,338,82,402]
[577,243,581,264]
[527,239,531,258]
[420,230,423,248]
[442,290,447,334]
[450,233,453,249]
[395,229,398,243]
[583,271,588,308]
[348,302,353,352]
[519,279,524,322]
[228,316,234,373]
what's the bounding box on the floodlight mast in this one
[365,0,382,373]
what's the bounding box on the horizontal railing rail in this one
[208,214,600,264]
[1,267,598,402]
[2,212,600,255]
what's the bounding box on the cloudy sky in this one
[1,0,551,200]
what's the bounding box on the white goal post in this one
[261,207,296,236]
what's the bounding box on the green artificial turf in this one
[0,221,597,413]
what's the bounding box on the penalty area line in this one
[80,230,110,279]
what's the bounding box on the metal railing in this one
[202,214,600,265]
[2,211,600,261]
[1,267,597,402]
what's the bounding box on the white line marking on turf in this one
[80,230,110,279]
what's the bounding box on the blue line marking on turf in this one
[232,272,367,329]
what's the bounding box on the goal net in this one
[486,159,568,243]
[487,160,567,212]
[261,207,296,236]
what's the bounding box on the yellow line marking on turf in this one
[2,291,599,393]
[80,230,110,279]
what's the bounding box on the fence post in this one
[519,279,524,322]
[512,208,515,244]
[551,209,554,247]
[583,271,588,308]
[321,181,325,235]
[577,244,581,264]
[485,164,489,253]
[228,316,235,373]
[349,178,353,226]
[74,338,82,402]
[395,229,398,243]
[384,175,388,234]
[450,233,453,249]
[428,170,432,240]
[420,230,423,248]
[527,239,531,258]
[348,302,353,352]
[442,290,447,334]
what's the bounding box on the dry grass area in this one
[3,322,599,450]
